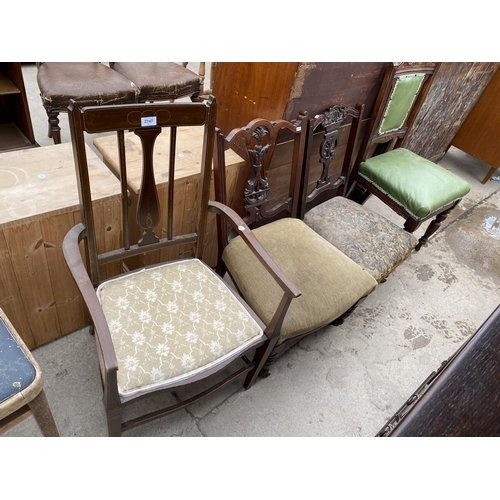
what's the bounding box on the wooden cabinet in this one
[450,66,500,183]
[0,62,38,152]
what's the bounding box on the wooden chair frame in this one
[63,97,300,435]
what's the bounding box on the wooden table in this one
[0,143,121,348]
[93,127,244,268]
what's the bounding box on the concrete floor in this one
[3,63,500,437]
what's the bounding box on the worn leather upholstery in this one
[358,148,471,219]
[97,259,264,401]
[304,196,417,282]
[37,62,138,109]
[110,62,201,101]
[223,218,377,344]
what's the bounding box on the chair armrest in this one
[208,200,301,299]
[62,223,118,373]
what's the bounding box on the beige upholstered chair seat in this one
[97,259,264,401]
[223,218,378,344]
[304,197,418,282]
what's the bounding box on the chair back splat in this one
[64,97,287,436]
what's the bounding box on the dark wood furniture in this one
[348,63,471,250]
[213,114,378,375]
[0,62,38,152]
[378,304,500,437]
[63,96,300,436]
[0,308,58,436]
[450,66,500,183]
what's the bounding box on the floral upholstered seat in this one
[97,259,264,401]
[303,196,418,282]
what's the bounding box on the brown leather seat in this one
[37,62,138,144]
[110,62,202,102]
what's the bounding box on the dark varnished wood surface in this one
[383,305,500,437]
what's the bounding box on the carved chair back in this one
[355,62,440,163]
[299,104,364,218]
[213,114,308,264]
[68,97,216,287]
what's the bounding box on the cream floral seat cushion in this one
[97,259,264,401]
[303,196,418,282]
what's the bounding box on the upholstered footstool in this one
[0,308,59,436]
[303,196,418,282]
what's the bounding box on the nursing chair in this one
[63,96,292,436]
[110,62,202,102]
[213,114,378,375]
[37,62,138,144]
[348,62,471,250]
[0,308,59,436]
[300,104,417,283]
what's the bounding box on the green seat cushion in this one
[223,218,377,344]
[358,148,471,219]
[304,197,417,282]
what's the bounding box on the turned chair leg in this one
[28,389,59,437]
[414,207,453,251]
[47,109,62,145]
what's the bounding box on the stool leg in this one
[28,389,59,437]
[47,109,62,145]
[415,207,453,251]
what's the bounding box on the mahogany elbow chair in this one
[347,62,471,250]
[63,96,302,436]
[213,113,378,375]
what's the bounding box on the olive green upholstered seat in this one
[303,196,418,282]
[358,148,471,220]
[223,218,378,344]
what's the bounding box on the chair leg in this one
[243,339,278,390]
[415,207,453,251]
[47,110,61,145]
[348,182,371,205]
[28,389,59,437]
[106,406,123,437]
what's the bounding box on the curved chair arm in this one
[62,224,118,374]
[208,201,301,299]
